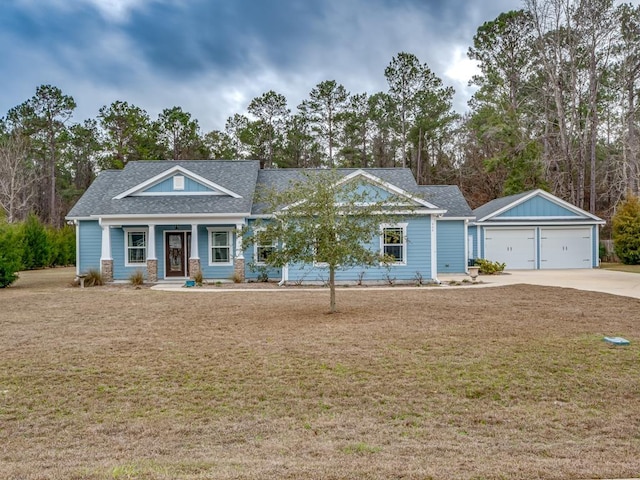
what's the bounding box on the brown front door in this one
[165,232,191,277]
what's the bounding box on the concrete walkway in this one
[151,269,640,300]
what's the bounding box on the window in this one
[208,229,232,265]
[173,175,185,190]
[125,230,147,265]
[381,224,407,264]
[255,230,276,264]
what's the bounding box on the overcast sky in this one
[2,0,534,132]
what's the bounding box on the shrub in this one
[47,225,76,267]
[0,223,23,288]
[21,213,50,270]
[475,258,506,275]
[129,270,145,286]
[84,268,104,287]
[193,269,204,286]
[612,194,640,264]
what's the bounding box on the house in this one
[66,160,474,283]
[469,189,605,270]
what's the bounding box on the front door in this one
[165,231,191,277]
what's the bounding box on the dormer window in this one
[173,175,185,190]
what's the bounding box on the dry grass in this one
[1,268,639,479]
[601,262,640,274]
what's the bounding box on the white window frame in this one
[381,223,408,265]
[207,227,234,266]
[173,175,185,190]
[124,228,148,266]
[254,229,277,265]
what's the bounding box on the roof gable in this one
[113,165,242,200]
[337,170,441,209]
[475,189,604,223]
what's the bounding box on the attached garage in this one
[540,227,592,269]
[484,228,536,270]
[471,190,605,271]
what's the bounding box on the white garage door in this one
[540,227,592,269]
[484,228,536,270]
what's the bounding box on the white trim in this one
[95,214,249,226]
[282,169,443,212]
[437,216,476,221]
[133,191,227,197]
[173,175,185,190]
[206,227,234,266]
[431,216,438,282]
[190,224,199,260]
[474,220,603,227]
[380,222,408,265]
[123,227,149,267]
[74,219,80,275]
[99,219,112,261]
[163,230,191,278]
[113,165,242,199]
[147,224,156,260]
[339,170,440,209]
[252,227,275,265]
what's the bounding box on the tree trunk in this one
[329,266,336,313]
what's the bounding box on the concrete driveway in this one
[468,269,640,300]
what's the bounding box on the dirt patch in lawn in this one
[1,268,639,479]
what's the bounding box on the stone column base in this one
[233,258,245,282]
[101,259,113,282]
[189,258,201,279]
[146,259,158,283]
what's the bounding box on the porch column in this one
[189,223,201,278]
[146,224,158,283]
[234,223,245,282]
[100,222,113,282]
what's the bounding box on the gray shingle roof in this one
[417,185,474,218]
[67,161,473,219]
[472,190,532,221]
[66,160,260,217]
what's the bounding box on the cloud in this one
[1,0,530,132]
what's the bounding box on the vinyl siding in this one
[145,176,212,193]
[498,196,580,218]
[112,226,148,280]
[285,215,433,283]
[437,220,466,273]
[78,221,102,273]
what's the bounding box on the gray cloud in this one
[1,0,528,132]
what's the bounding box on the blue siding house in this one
[66,161,476,283]
[469,189,605,270]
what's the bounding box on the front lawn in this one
[1,268,638,479]
[600,262,640,274]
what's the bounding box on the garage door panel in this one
[540,228,591,269]
[484,229,536,270]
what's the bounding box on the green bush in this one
[47,225,76,266]
[0,223,23,287]
[21,213,50,270]
[612,195,640,264]
[475,258,506,275]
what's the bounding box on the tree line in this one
[1,0,639,232]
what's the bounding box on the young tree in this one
[0,221,23,287]
[612,193,640,264]
[246,170,403,313]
